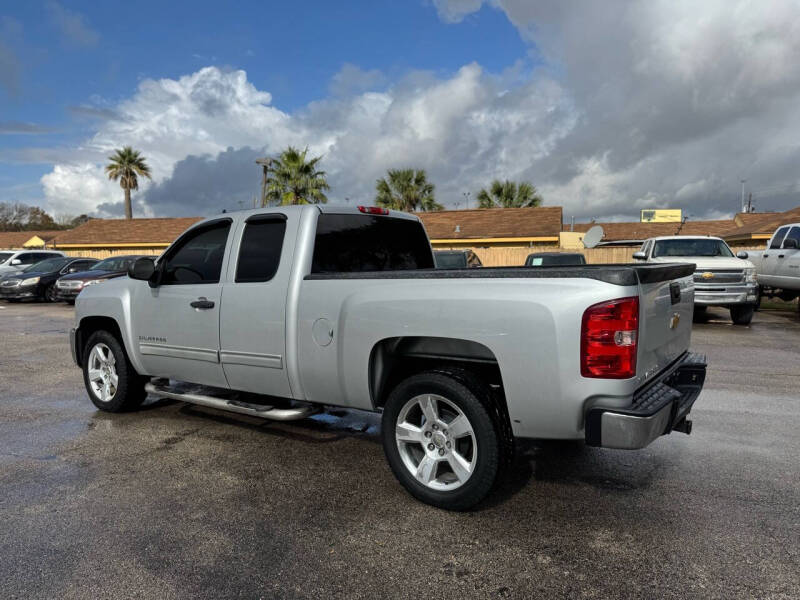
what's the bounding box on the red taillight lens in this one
[581,296,639,379]
[358,205,390,215]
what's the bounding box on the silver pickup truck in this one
[70,205,707,509]
[746,223,800,304]
[633,236,758,325]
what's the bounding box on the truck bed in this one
[306,263,695,286]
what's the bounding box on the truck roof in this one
[647,235,725,242]
[204,204,420,223]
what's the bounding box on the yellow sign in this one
[641,209,682,223]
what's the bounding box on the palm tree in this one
[375,169,443,212]
[476,179,542,209]
[263,146,329,206]
[105,147,152,219]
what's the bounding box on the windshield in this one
[526,254,586,266]
[434,252,468,269]
[652,239,733,258]
[0,252,12,264]
[27,257,70,273]
[90,256,137,272]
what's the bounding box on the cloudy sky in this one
[2,0,800,221]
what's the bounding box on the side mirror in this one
[784,238,799,249]
[632,251,646,261]
[10,259,21,266]
[129,257,158,287]
[737,251,749,259]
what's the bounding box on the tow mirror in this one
[129,257,158,287]
[784,238,798,249]
[737,251,749,259]
[632,251,646,261]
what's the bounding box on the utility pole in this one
[255,157,274,207]
[740,179,747,213]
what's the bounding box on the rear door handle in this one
[778,254,785,258]
[190,297,215,309]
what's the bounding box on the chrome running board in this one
[144,381,319,421]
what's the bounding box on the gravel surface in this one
[0,301,798,599]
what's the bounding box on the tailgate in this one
[636,265,694,383]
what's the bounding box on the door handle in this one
[778,254,785,258]
[763,254,769,257]
[190,297,215,309]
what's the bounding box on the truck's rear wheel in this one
[83,330,147,412]
[730,304,755,325]
[381,370,506,510]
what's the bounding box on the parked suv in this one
[0,250,65,276]
[0,257,98,302]
[55,255,157,304]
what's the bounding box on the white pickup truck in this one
[633,236,758,325]
[70,205,707,509]
[746,223,800,304]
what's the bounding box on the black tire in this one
[692,306,707,322]
[730,304,755,325]
[66,299,75,305]
[82,330,147,412]
[381,369,509,511]
[753,288,762,311]
[43,283,57,303]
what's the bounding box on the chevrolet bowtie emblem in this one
[701,272,714,279]
[669,313,681,329]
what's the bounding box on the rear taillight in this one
[580,296,639,379]
[358,205,390,215]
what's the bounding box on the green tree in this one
[375,169,442,212]
[476,179,542,209]
[263,146,329,206]
[105,146,152,219]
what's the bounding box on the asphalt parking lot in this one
[0,302,798,599]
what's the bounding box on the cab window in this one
[161,220,231,285]
[235,215,286,283]
[783,226,800,248]
[770,227,790,249]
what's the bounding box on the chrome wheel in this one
[395,394,477,491]
[87,343,118,403]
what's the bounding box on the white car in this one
[0,249,65,277]
[633,236,758,325]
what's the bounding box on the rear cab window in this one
[311,213,434,273]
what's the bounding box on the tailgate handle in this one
[669,282,681,305]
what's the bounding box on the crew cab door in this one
[760,226,790,286]
[130,218,232,388]
[775,226,800,288]
[218,212,296,398]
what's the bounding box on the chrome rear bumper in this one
[585,352,707,449]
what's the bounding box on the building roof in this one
[567,219,738,243]
[0,230,62,249]
[50,217,203,246]
[417,206,563,240]
[725,206,800,241]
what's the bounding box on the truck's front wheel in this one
[381,370,506,511]
[82,330,147,412]
[730,304,755,325]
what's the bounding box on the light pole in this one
[740,179,747,213]
[463,191,471,210]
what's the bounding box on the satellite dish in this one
[582,225,604,249]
